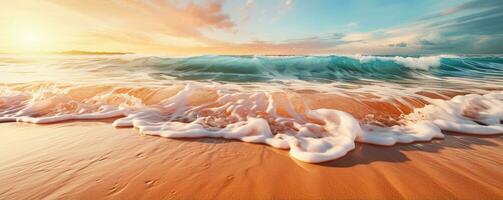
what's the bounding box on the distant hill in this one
[0,50,133,55]
[58,50,132,55]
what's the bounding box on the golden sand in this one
[0,122,502,199]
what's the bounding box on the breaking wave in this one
[149,55,503,81]
[0,54,502,163]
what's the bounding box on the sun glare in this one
[19,30,45,51]
[7,24,51,52]
[20,32,43,49]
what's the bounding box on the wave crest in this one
[140,55,503,82]
[1,83,502,163]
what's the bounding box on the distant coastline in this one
[57,50,132,55]
[0,50,132,55]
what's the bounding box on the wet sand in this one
[0,121,502,199]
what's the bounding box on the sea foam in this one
[1,83,501,163]
[1,54,502,163]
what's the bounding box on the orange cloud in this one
[49,0,234,47]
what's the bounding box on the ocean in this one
[1,54,502,163]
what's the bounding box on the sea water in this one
[0,54,502,162]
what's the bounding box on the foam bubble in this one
[351,55,446,70]
[1,84,501,163]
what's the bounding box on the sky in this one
[0,0,502,55]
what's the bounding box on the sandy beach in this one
[1,121,502,199]
[2,0,503,199]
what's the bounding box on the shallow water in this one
[1,54,502,163]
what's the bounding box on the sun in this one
[20,32,41,48]
[18,30,46,51]
[5,22,52,52]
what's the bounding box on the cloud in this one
[239,0,503,55]
[48,0,235,49]
[418,0,499,21]
[213,32,368,55]
[388,42,407,48]
[349,0,503,54]
[418,40,436,46]
[346,22,359,29]
[285,0,293,6]
[183,1,235,29]
[412,0,503,54]
[4,0,501,55]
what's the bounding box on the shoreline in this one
[1,122,502,199]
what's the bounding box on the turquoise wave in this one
[138,55,503,82]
